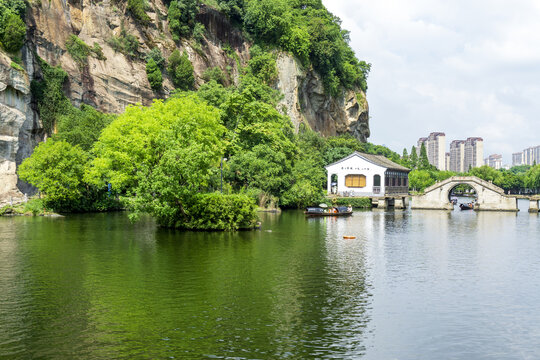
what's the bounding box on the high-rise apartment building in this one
[445,152,450,171]
[523,146,540,165]
[485,154,502,169]
[449,140,465,173]
[464,137,483,171]
[512,152,524,166]
[416,132,446,170]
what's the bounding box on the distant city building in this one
[523,145,540,165]
[485,154,503,170]
[449,140,465,173]
[512,152,524,166]
[464,137,483,171]
[416,132,446,170]
[512,146,540,166]
[445,152,450,171]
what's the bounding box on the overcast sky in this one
[322,0,540,164]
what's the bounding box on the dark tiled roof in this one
[326,152,410,172]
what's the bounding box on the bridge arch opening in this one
[448,183,478,205]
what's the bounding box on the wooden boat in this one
[305,206,353,217]
[459,203,474,210]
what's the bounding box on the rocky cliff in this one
[0,1,369,202]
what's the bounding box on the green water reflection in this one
[0,212,370,359]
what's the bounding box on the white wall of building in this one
[326,155,387,197]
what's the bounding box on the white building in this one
[523,145,540,165]
[326,152,410,197]
[464,137,483,171]
[449,140,465,173]
[512,152,524,166]
[485,154,503,170]
[416,132,446,170]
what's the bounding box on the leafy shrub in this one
[1,12,26,53]
[192,22,206,42]
[184,193,258,230]
[66,36,107,66]
[202,66,226,85]
[167,49,194,90]
[146,58,163,90]
[332,197,372,209]
[243,0,289,43]
[279,26,310,65]
[65,34,91,66]
[127,0,150,24]
[55,104,115,151]
[246,46,278,85]
[218,0,244,24]
[145,47,165,68]
[168,0,199,40]
[23,198,46,215]
[196,80,231,107]
[281,180,324,208]
[92,42,106,60]
[107,29,139,57]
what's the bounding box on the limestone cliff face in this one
[0,52,43,206]
[0,2,369,202]
[275,54,370,141]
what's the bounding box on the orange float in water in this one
[343,235,356,239]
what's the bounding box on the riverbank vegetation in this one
[0,198,53,216]
[18,50,399,229]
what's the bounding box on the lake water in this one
[1,200,539,359]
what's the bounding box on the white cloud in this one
[322,0,540,164]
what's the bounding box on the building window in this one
[345,174,366,188]
[374,175,381,187]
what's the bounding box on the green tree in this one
[468,165,502,183]
[419,143,430,169]
[410,146,418,169]
[402,148,409,159]
[56,104,115,151]
[86,94,256,229]
[408,169,435,192]
[145,47,165,68]
[1,12,25,53]
[127,0,151,24]
[218,0,245,24]
[146,58,163,90]
[246,46,278,85]
[202,66,227,86]
[167,49,194,90]
[525,165,540,190]
[196,80,231,108]
[244,0,290,43]
[279,26,311,64]
[168,0,199,40]
[226,144,293,197]
[18,140,88,211]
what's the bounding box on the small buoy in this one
[343,235,356,239]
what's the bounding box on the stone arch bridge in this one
[411,176,519,211]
